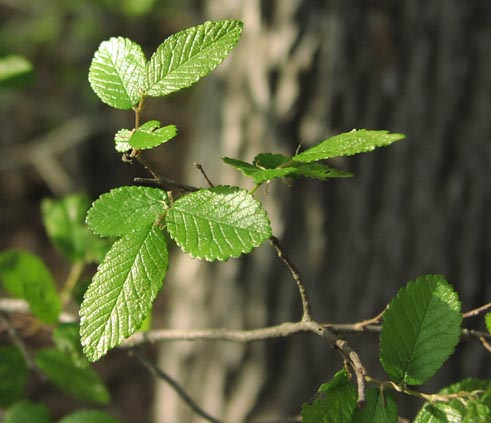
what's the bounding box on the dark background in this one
[1,1,490,422]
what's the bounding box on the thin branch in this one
[269,236,313,322]
[463,302,491,318]
[60,261,84,307]
[194,162,214,187]
[134,176,199,192]
[131,348,222,423]
[351,307,386,330]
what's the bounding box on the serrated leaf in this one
[4,401,51,423]
[351,388,398,423]
[129,120,177,149]
[486,313,491,335]
[80,225,168,361]
[114,128,132,152]
[380,274,462,385]
[414,379,491,423]
[53,323,89,369]
[35,348,110,404]
[0,250,61,324]
[41,193,108,263]
[301,369,357,423]
[58,410,122,423]
[0,346,28,406]
[86,186,168,237]
[89,37,146,109]
[293,129,405,163]
[145,19,243,97]
[166,186,271,261]
[223,155,352,184]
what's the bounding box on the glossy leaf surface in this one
[89,37,146,109]
[0,250,60,324]
[293,129,405,162]
[380,274,462,385]
[86,186,168,237]
[145,20,243,96]
[80,226,168,361]
[166,186,271,261]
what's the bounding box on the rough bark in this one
[154,1,491,421]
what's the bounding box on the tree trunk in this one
[154,1,491,421]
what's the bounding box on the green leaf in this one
[35,348,110,404]
[380,274,462,385]
[0,346,28,406]
[222,154,352,184]
[53,323,89,369]
[0,250,61,324]
[301,369,357,423]
[145,19,243,97]
[293,129,405,163]
[80,225,168,361]
[486,313,491,335]
[414,379,491,423]
[89,37,146,109]
[0,55,34,89]
[41,193,108,263]
[4,401,51,423]
[86,186,168,237]
[129,120,177,149]
[166,186,271,261]
[114,128,133,153]
[58,410,122,423]
[351,388,398,423]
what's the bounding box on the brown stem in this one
[463,302,491,318]
[194,162,214,187]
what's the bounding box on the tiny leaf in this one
[58,410,122,423]
[146,19,243,96]
[0,346,28,406]
[89,37,146,109]
[0,250,61,324]
[380,274,462,385]
[166,186,271,261]
[129,120,177,149]
[4,401,51,423]
[35,348,110,404]
[414,378,491,423]
[41,193,108,263]
[351,388,398,423]
[114,128,132,152]
[80,225,168,361]
[86,186,168,237]
[301,369,357,423]
[293,129,405,163]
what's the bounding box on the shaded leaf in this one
[380,274,462,385]
[80,226,168,361]
[35,348,110,404]
[58,410,122,423]
[86,186,168,237]
[129,120,177,149]
[41,193,108,263]
[166,186,271,261]
[0,346,28,406]
[351,388,398,423]
[293,129,405,163]
[0,55,34,89]
[301,369,357,423]
[414,379,491,423]
[0,250,61,324]
[89,37,146,109]
[145,20,243,96]
[3,401,51,423]
[53,323,89,369]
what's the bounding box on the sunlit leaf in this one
[80,225,168,361]
[114,128,133,153]
[0,55,34,89]
[380,274,462,385]
[89,37,146,109]
[129,120,177,149]
[145,20,243,96]
[166,186,271,261]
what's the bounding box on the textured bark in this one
[154,1,491,421]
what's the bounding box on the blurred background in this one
[1,0,490,422]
